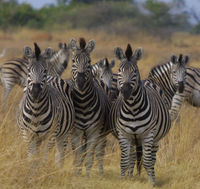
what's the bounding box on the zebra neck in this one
[149,62,176,99]
[122,84,145,108]
[26,87,49,105]
[73,78,94,95]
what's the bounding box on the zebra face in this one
[171,54,189,93]
[98,58,115,89]
[24,43,48,101]
[27,64,47,100]
[70,38,95,90]
[115,44,143,100]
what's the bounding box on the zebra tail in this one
[135,135,143,175]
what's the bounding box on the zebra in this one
[147,54,189,121]
[69,38,110,176]
[170,62,200,120]
[91,58,119,101]
[0,42,70,105]
[17,43,74,167]
[109,44,185,185]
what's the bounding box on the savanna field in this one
[0,29,200,189]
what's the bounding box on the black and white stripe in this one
[17,43,74,167]
[69,38,110,176]
[110,44,172,185]
[147,54,189,121]
[0,43,69,104]
[91,58,119,102]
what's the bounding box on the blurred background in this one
[0,1,200,189]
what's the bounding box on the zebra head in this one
[24,43,48,101]
[171,54,189,93]
[96,58,115,89]
[69,37,95,90]
[115,44,143,100]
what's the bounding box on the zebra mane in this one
[149,59,171,76]
[105,58,109,67]
[34,42,41,60]
[79,38,86,49]
[178,54,183,63]
[125,44,133,61]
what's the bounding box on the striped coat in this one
[17,43,74,167]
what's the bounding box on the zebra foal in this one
[17,43,74,167]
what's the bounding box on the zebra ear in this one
[134,47,143,61]
[110,60,115,68]
[24,46,33,58]
[43,47,53,58]
[171,55,177,64]
[184,55,189,65]
[86,40,95,53]
[114,47,125,60]
[104,58,109,67]
[98,59,104,68]
[58,42,62,49]
[69,38,77,51]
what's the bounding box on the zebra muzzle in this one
[76,72,86,90]
[31,83,42,100]
[121,83,132,100]
[178,81,184,93]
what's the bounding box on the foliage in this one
[191,24,200,34]
[0,0,192,35]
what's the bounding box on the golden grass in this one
[0,28,200,189]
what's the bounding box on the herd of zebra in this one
[0,37,200,186]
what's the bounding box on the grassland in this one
[0,29,200,189]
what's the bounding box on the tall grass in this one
[0,29,200,189]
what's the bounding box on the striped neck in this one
[27,87,49,104]
[148,61,176,99]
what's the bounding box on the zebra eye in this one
[72,59,75,63]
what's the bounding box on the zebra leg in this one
[71,128,85,175]
[42,135,56,166]
[27,136,41,159]
[119,134,131,178]
[142,132,155,186]
[170,92,185,122]
[128,140,136,179]
[95,136,107,176]
[55,135,68,168]
[25,136,42,183]
[85,130,100,177]
[152,143,159,168]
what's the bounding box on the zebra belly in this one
[116,119,157,137]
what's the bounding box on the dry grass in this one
[0,28,200,189]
